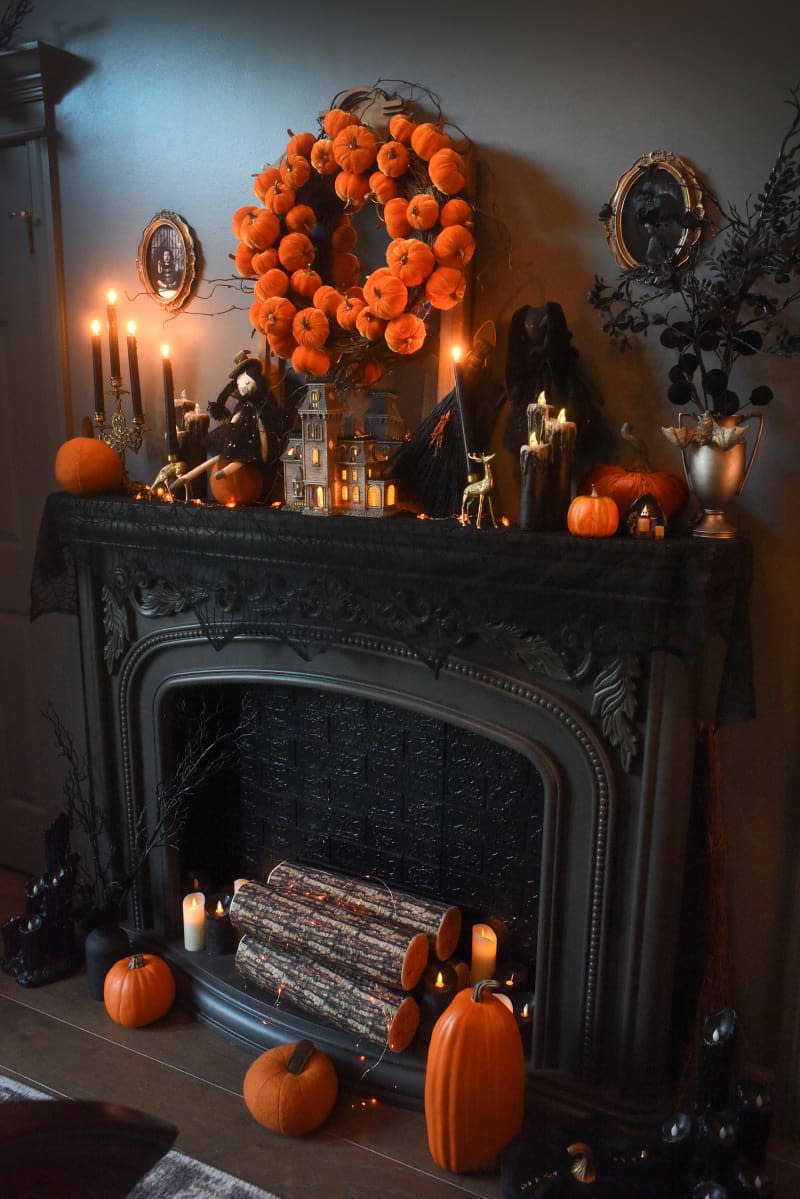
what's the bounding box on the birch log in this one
[267,861,461,961]
[229,879,429,990]
[236,934,420,1052]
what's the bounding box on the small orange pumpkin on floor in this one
[103,953,176,1028]
[244,1039,339,1136]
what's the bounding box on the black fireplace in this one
[32,492,753,1117]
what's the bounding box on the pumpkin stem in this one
[126,953,146,971]
[470,978,501,1003]
[286,1039,316,1074]
[620,421,653,472]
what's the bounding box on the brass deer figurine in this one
[460,452,497,529]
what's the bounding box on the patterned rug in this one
[0,1072,281,1198]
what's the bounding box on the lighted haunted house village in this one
[2,3,800,1197]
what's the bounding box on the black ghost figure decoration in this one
[503,302,612,466]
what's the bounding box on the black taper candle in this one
[106,291,121,381]
[127,323,143,420]
[161,346,179,457]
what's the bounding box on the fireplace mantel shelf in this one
[32,491,753,729]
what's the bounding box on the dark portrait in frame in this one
[137,211,197,311]
[603,150,704,271]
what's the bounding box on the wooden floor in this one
[0,867,499,1199]
[4,865,800,1198]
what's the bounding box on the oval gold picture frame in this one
[603,150,704,271]
[136,210,197,311]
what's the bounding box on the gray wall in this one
[25,0,800,1096]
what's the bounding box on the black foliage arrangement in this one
[588,83,800,447]
[44,700,238,921]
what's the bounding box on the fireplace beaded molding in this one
[32,493,753,1118]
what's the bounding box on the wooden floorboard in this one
[0,867,497,1198]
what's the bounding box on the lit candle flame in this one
[528,431,540,447]
[91,319,101,335]
[107,289,117,305]
[215,900,225,917]
[537,391,547,405]
[435,971,445,990]
[522,1003,530,1018]
[557,408,567,422]
[452,345,461,363]
[161,343,170,359]
[127,320,136,335]
[190,895,200,910]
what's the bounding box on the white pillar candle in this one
[471,923,497,983]
[183,891,205,951]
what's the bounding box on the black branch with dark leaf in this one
[589,83,800,421]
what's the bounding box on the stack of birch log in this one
[231,862,462,1053]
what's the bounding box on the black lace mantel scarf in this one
[30,492,755,769]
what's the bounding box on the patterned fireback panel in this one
[179,684,545,957]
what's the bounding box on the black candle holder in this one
[418,960,458,1040]
[204,892,235,956]
[661,1109,697,1189]
[697,1007,738,1110]
[734,1164,774,1197]
[691,1183,728,1199]
[735,1080,774,1169]
[696,1109,739,1184]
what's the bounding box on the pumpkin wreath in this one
[231,90,475,386]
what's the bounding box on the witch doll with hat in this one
[177,350,290,501]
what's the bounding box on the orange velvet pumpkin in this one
[386,237,435,286]
[285,130,315,159]
[55,437,124,495]
[424,980,525,1173]
[313,284,344,318]
[278,231,315,272]
[368,170,398,204]
[410,121,452,161]
[329,251,360,290]
[291,345,331,377]
[385,312,426,355]
[567,486,620,537]
[364,268,408,319]
[267,332,297,360]
[330,219,357,252]
[376,140,410,178]
[292,306,329,349]
[333,125,377,174]
[232,203,259,239]
[579,463,688,520]
[284,203,317,235]
[253,168,281,203]
[383,196,413,238]
[336,292,366,330]
[261,296,297,339]
[433,224,475,268]
[264,181,296,215]
[406,193,440,231]
[249,299,265,332]
[310,138,339,175]
[290,267,322,298]
[425,267,466,310]
[233,242,256,278]
[280,153,312,189]
[243,1039,339,1136]
[103,953,176,1028]
[322,107,361,138]
[355,307,387,341]
[333,170,370,209]
[254,268,289,301]
[210,461,266,505]
[428,147,468,195]
[440,198,474,228]
[250,247,280,275]
[388,113,417,144]
[240,208,280,251]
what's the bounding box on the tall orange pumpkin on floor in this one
[424,979,525,1173]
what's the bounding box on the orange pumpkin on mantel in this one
[578,422,689,520]
[567,486,620,538]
